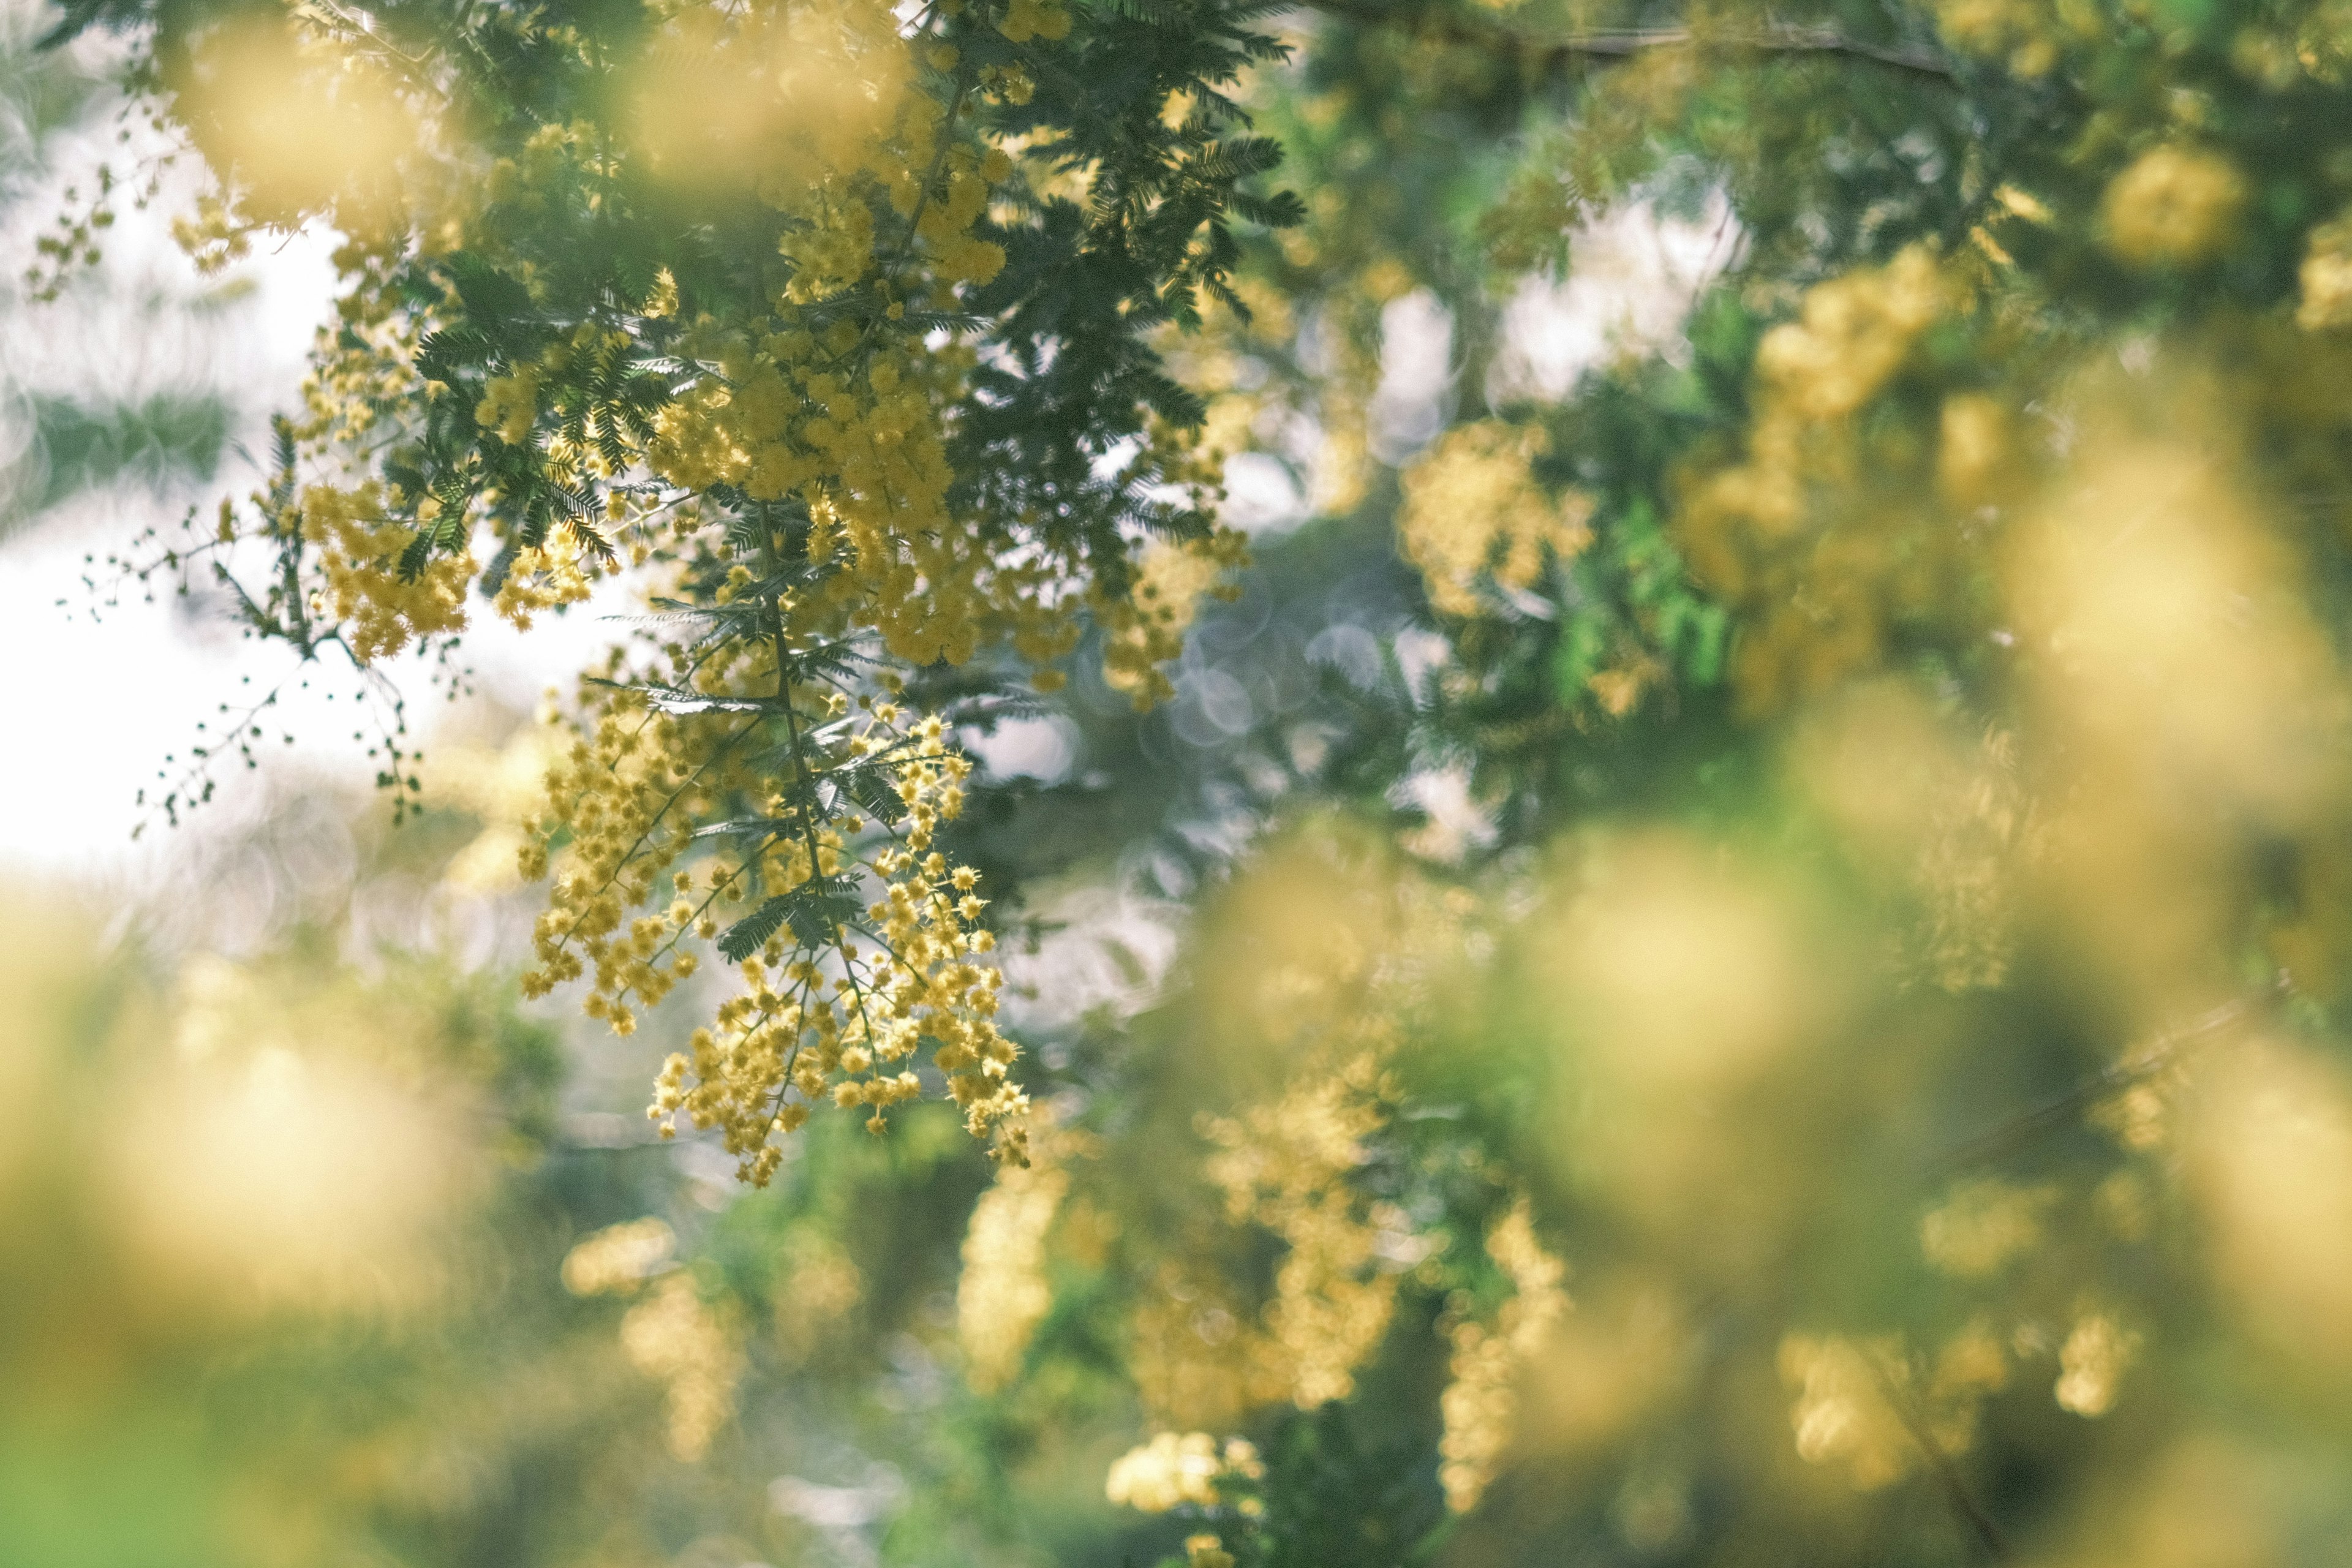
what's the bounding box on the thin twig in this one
[1866,1349,2010,1561]
[1924,979,2285,1178]
[1291,0,1958,83]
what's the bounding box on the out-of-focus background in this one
[13,1,2352,1566]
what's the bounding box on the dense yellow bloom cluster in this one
[1203,1057,1403,1409]
[560,1216,679,1296]
[164,0,1249,1178]
[957,1127,1074,1391]
[301,482,474,662]
[1436,1197,1569,1512]
[165,12,432,230]
[2053,1305,2142,1418]
[773,1229,867,1363]
[1919,1178,2056,1279]
[2101,146,2247,268]
[1126,846,1485,1444]
[1749,246,1948,426]
[558,1215,745,1461]
[1102,529,1253,706]
[2298,213,2352,330]
[997,0,1073,44]
[1397,420,1593,617]
[1932,0,2069,77]
[521,647,1026,1177]
[1129,1264,1287,1432]
[1181,1534,1235,1568]
[474,368,540,447]
[620,1272,745,1461]
[1784,1295,2143,1494]
[1777,1334,1921,1491]
[489,529,601,631]
[1104,1431,1264,1512]
[1676,246,1960,711]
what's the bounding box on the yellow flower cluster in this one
[1919,1178,2056,1279]
[1104,1431,1264,1512]
[560,1216,679,1296]
[1124,845,1486,1446]
[1781,1303,2141,1493]
[164,12,431,230]
[2298,213,2352,330]
[997,0,1072,44]
[1749,246,1949,426]
[619,1272,745,1461]
[2053,1305,2141,1417]
[156,0,1245,1184]
[2101,146,2246,268]
[774,1230,866,1364]
[1127,1058,1437,1434]
[1932,0,2069,77]
[603,2,1086,686]
[1101,530,1252,707]
[1130,1265,1286,1432]
[556,1214,745,1462]
[301,481,474,662]
[1202,1057,1403,1409]
[1396,420,1593,618]
[1676,246,1960,712]
[1777,1333,1918,1491]
[523,647,1027,1176]
[1436,1197,1569,1512]
[490,529,600,632]
[475,368,540,446]
[957,1129,1073,1392]
[1182,1534,1235,1568]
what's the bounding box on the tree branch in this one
[1866,1349,2011,1561]
[1291,1,1959,83]
[1924,978,2286,1179]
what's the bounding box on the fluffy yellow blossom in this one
[1675,246,1957,710]
[1204,1060,1401,1408]
[1934,0,2064,76]
[1105,1431,1264,1512]
[491,527,599,630]
[1102,529,1251,707]
[561,1216,677,1296]
[2054,1306,2141,1417]
[774,1231,865,1363]
[1781,1318,2020,1494]
[2297,214,2352,330]
[959,1134,1073,1391]
[2101,146,2246,268]
[619,1272,744,1461]
[301,481,473,662]
[1936,392,2018,511]
[137,0,1227,1189]
[1779,1334,1914,1491]
[998,0,1072,43]
[1437,1197,1569,1512]
[1397,421,1593,618]
[475,366,541,445]
[1183,1535,1235,1568]
[1920,1178,2056,1278]
[529,650,1028,1177]
[1751,246,1948,424]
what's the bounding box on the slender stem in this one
[1290,0,1958,83]
[1865,1350,2010,1561]
[1924,982,2282,1178]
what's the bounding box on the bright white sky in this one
[0,118,620,879]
